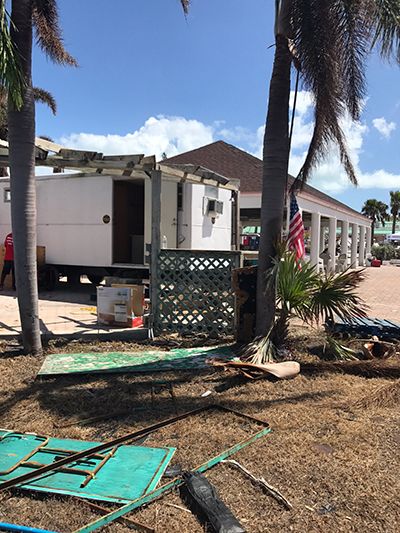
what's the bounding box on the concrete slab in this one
[0,280,148,341]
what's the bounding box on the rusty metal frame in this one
[0,404,268,493]
[72,404,270,533]
[0,434,50,476]
[0,439,118,489]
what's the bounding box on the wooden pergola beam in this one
[0,139,239,191]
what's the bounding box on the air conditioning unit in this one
[203,197,223,217]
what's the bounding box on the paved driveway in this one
[356,265,400,320]
[0,265,399,340]
[0,281,147,340]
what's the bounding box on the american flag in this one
[288,193,305,261]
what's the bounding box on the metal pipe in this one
[0,522,57,533]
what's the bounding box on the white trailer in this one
[0,170,238,284]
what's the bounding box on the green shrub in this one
[371,243,396,260]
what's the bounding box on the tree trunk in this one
[7,0,42,355]
[392,214,397,235]
[371,220,375,245]
[255,34,292,336]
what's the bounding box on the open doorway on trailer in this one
[113,180,145,264]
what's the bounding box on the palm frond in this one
[369,0,400,63]
[327,334,362,360]
[32,0,77,66]
[290,0,369,185]
[307,268,368,324]
[179,1,191,16]
[33,87,56,115]
[0,4,24,110]
[240,334,276,365]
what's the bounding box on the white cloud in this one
[44,101,399,195]
[283,92,400,193]
[59,116,216,160]
[372,117,396,139]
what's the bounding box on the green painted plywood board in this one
[0,432,175,504]
[38,346,238,375]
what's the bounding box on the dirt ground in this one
[0,326,400,533]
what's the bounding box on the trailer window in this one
[3,188,11,202]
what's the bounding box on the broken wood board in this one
[0,431,175,504]
[38,346,238,375]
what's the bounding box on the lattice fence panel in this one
[154,250,240,335]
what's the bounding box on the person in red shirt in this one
[0,233,16,290]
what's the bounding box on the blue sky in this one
[32,0,400,212]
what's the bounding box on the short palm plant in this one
[243,240,368,364]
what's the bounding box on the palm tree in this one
[390,190,400,234]
[6,0,76,355]
[180,1,400,337]
[254,1,400,336]
[361,198,389,243]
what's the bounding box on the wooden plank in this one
[34,146,48,160]
[150,169,161,330]
[58,149,103,161]
[159,164,239,191]
[102,154,145,162]
[34,137,68,153]
[39,157,146,171]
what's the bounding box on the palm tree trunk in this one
[256,34,292,336]
[392,215,397,235]
[371,220,375,245]
[7,0,42,355]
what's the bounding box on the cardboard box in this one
[111,284,144,318]
[97,286,141,328]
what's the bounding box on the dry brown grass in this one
[0,327,400,533]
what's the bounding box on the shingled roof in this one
[163,140,364,218]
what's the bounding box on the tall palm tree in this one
[361,198,389,243]
[181,1,400,337]
[6,0,76,355]
[390,190,400,234]
[254,1,400,336]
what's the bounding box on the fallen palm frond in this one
[327,335,364,361]
[239,334,276,365]
[301,359,400,379]
[206,357,300,380]
[353,379,400,408]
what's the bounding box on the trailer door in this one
[113,180,145,264]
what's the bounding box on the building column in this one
[350,223,358,268]
[319,226,325,254]
[310,212,321,270]
[359,226,366,267]
[366,226,372,255]
[328,216,337,273]
[341,220,349,269]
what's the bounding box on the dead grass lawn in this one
[0,327,399,532]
